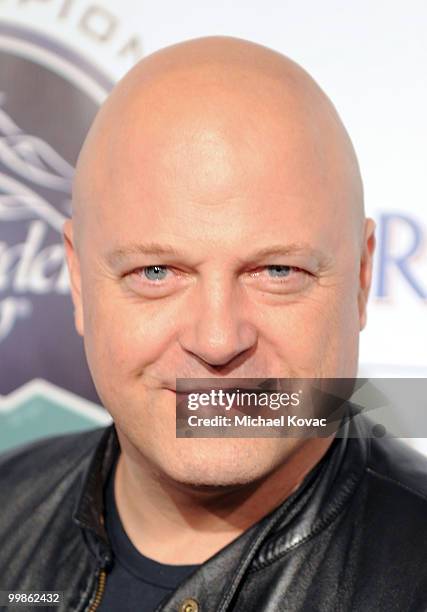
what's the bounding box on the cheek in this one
[307,286,360,375]
[82,286,179,382]
[267,286,360,374]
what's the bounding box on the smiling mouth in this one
[173,387,260,394]
[173,388,283,420]
[171,390,275,405]
[170,378,279,394]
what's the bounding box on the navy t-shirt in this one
[98,461,201,611]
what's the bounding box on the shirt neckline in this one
[104,458,201,589]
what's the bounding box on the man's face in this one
[65,73,373,487]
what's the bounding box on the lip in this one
[173,389,263,398]
[172,388,274,419]
[171,378,276,393]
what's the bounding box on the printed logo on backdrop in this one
[0,17,141,446]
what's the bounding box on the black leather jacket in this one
[1,410,427,612]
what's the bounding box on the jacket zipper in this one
[87,568,107,612]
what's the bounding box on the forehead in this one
[76,68,359,254]
[102,95,329,204]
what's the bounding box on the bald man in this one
[1,36,427,612]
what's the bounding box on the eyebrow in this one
[105,242,330,267]
[105,242,181,266]
[239,244,327,261]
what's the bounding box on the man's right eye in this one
[124,265,181,297]
[141,265,169,281]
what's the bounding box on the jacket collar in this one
[72,424,119,566]
[162,408,370,611]
[71,404,369,603]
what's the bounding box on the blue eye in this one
[143,265,168,281]
[267,265,292,277]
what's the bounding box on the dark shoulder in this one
[366,432,427,504]
[0,427,109,494]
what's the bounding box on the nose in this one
[178,275,257,368]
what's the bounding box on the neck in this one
[112,433,334,565]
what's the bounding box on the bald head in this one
[72,36,364,251]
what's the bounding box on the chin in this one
[154,438,285,490]
[164,467,264,490]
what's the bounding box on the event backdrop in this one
[0,0,426,453]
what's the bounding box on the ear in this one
[63,219,84,336]
[358,217,376,331]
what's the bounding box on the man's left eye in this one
[262,265,306,280]
[266,265,293,278]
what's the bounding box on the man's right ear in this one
[62,220,84,337]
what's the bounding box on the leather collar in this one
[71,404,369,586]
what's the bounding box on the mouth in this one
[168,379,286,422]
[171,386,283,421]
[170,378,278,394]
